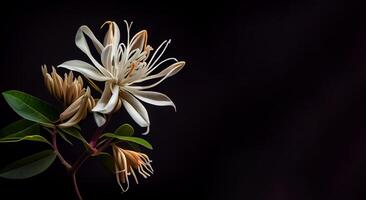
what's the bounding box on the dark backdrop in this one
[1,0,366,199]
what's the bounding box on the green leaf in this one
[2,90,58,127]
[73,124,81,130]
[114,124,134,136]
[0,119,50,145]
[127,142,142,152]
[57,131,73,146]
[0,150,56,179]
[102,133,153,150]
[0,119,39,139]
[97,152,115,172]
[0,135,51,146]
[59,127,87,145]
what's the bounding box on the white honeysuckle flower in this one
[58,21,185,133]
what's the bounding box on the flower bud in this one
[42,65,96,127]
[42,65,85,106]
[112,144,153,192]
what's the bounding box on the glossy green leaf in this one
[114,124,134,136]
[0,150,56,179]
[0,119,49,145]
[2,90,58,127]
[97,152,115,172]
[102,133,153,150]
[59,127,87,145]
[0,119,39,139]
[0,135,51,146]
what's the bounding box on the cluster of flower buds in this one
[41,65,95,127]
[112,144,153,192]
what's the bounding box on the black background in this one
[1,0,366,199]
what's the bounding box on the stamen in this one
[126,62,137,77]
[123,20,133,47]
[148,39,171,71]
[128,48,141,59]
[146,40,168,69]
[146,57,178,75]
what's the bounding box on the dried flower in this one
[112,144,153,192]
[59,21,185,133]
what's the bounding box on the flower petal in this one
[77,25,104,53]
[59,95,83,121]
[101,45,113,72]
[121,90,150,128]
[102,85,120,113]
[102,21,114,46]
[75,25,113,78]
[58,90,89,128]
[126,61,185,90]
[130,30,147,52]
[92,84,120,114]
[92,83,111,111]
[93,112,106,127]
[128,89,176,111]
[58,60,111,81]
[111,22,120,59]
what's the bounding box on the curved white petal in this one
[111,22,120,59]
[58,60,111,81]
[75,25,113,78]
[130,30,147,52]
[93,112,106,127]
[102,22,121,58]
[76,25,104,53]
[126,61,185,90]
[102,85,120,113]
[103,22,114,46]
[129,89,176,111]
[92,83,111,111]
[92,84,120,114]
[101,45,113,72]
[121,90,150,128]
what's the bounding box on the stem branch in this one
[51,128,72,170]
[71,171,83,200]
[69,114,113,199]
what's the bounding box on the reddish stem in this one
[71,171,83,200]
[51,128,72,170]
[89,114,112,149]
[69,114,113,199]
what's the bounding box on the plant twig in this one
[68,152,89,200]
[51,128,72,170]
[71,171,83,200]
[69,114,113,200]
